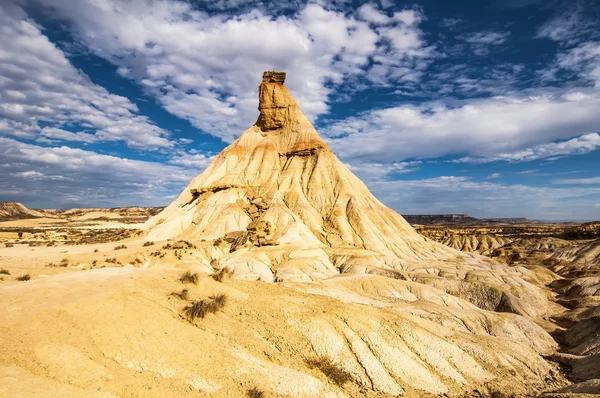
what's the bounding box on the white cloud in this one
[0,136,199,207]
[168,152,215,169]
[486,173,502,180]
[28,0,432,142]
[460,31,510,45]
[323,91,600,163]
[454,133,600,164]
[0,2,173,150]
[537,4,598,45]
[552,177,600,185]
[40,127,97,144]
[345,161,421,183]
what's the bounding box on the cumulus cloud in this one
[345,161,422,183]
[454,133,600,164]
[0,136,198,208]
[28,0,432,141]
[323,91,600,162]
[0,2,173,150]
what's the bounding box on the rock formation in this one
[144,71,457,281]
[0,202,44,220]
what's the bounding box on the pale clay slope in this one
[0,267,559,398]
[0,75,576,397]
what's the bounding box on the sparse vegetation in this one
[5,243,14,247]
[94,249,99,253]
[114,244,127,250]
[246,388,264,398]
[211,267,233,282]
[106,257,117,264]
[305,357,353,386]
[377,269,406,280]
[16,274,31,281]
[169,289,189,300]
[0,269,10,275]
[143,241,154,247]
[183,293,227,321]
[179,271,199,284]
[59,258,69,267]
[172,240,196,250]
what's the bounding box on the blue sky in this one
[0,0,599,220]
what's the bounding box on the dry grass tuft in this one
[5,243,14,248]
[114,244,127,250]
[170,289,189,300]
[16,274,31,281]
[179,271,199,284]
[183,294,227,321]
[143,241,154,247]
[211,267,233,282]
[246,388,264,398]
[0,269,10,275]
[305,357,353,386]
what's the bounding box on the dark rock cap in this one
[262,70,286,83]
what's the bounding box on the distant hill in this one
[403,214,533,226]
[0,202,45,220]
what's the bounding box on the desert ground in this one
[1,73,599,398]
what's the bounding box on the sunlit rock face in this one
[144,71,463,282]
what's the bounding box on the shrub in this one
[16,274,31,281]
[179,271,199,284]
[172,240,196,250]
[169,289,189,300]
[0,269,10,275]
[106,257,117,264]
[94,249,99,253]
[305,357,353,386]
[92,260,98,266]
[17,232,23,239]
[5,243,14,248]
[143,241,154,247]
[114,244,127,250]
[247,388,264,398]
[59,258,69,267]
[183,294,227,321]
[211,267,233,282]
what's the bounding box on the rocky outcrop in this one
[144,71,459,281]
[0,202,44,220]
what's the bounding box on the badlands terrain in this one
[1,72,599,398]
